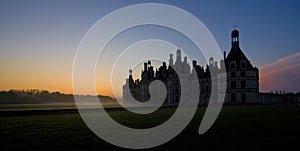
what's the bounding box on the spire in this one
[129,69,133,79]
[128,69,134,83]
[176,49,182,63]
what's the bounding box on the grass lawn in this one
[1,104,300,150]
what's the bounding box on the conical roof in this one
[226,43,249,61]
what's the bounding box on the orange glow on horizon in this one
[259,52,300,92]
[1,51,299,97]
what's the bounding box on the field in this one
[1,104,300,150]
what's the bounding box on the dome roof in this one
[231,29,239,38]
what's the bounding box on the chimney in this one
[144,63,148,71]
[192,60,197,67]
[184,56,187,63]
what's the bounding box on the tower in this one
[175,49,182,64]
[231,29,239,44]
[225,28,259,104]
[169,54,173,66]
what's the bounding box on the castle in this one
[123,29,300,105]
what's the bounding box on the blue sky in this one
[0,0,299,95]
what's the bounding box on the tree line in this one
[0,89,115,104]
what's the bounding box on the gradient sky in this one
[0,0,299,97]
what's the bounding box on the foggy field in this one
[1,105,300,150]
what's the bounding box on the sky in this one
[0,0,299,97]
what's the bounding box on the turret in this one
[176,49,182,64]
[169,54,173,66]
[231,29,239,48]
[144,62,148,71]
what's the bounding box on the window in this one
[231,81,236,89]
[241,71,246,77]
[241,61,247,68]
[231,93,236,102]
[241,93,246,103]
[175,80,179,86]
[241,81,246,89]
[231,72,236,77]
[230,63,236,70]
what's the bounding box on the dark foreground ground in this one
[1,104,300,151]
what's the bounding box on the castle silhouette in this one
[123,29,300,105]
